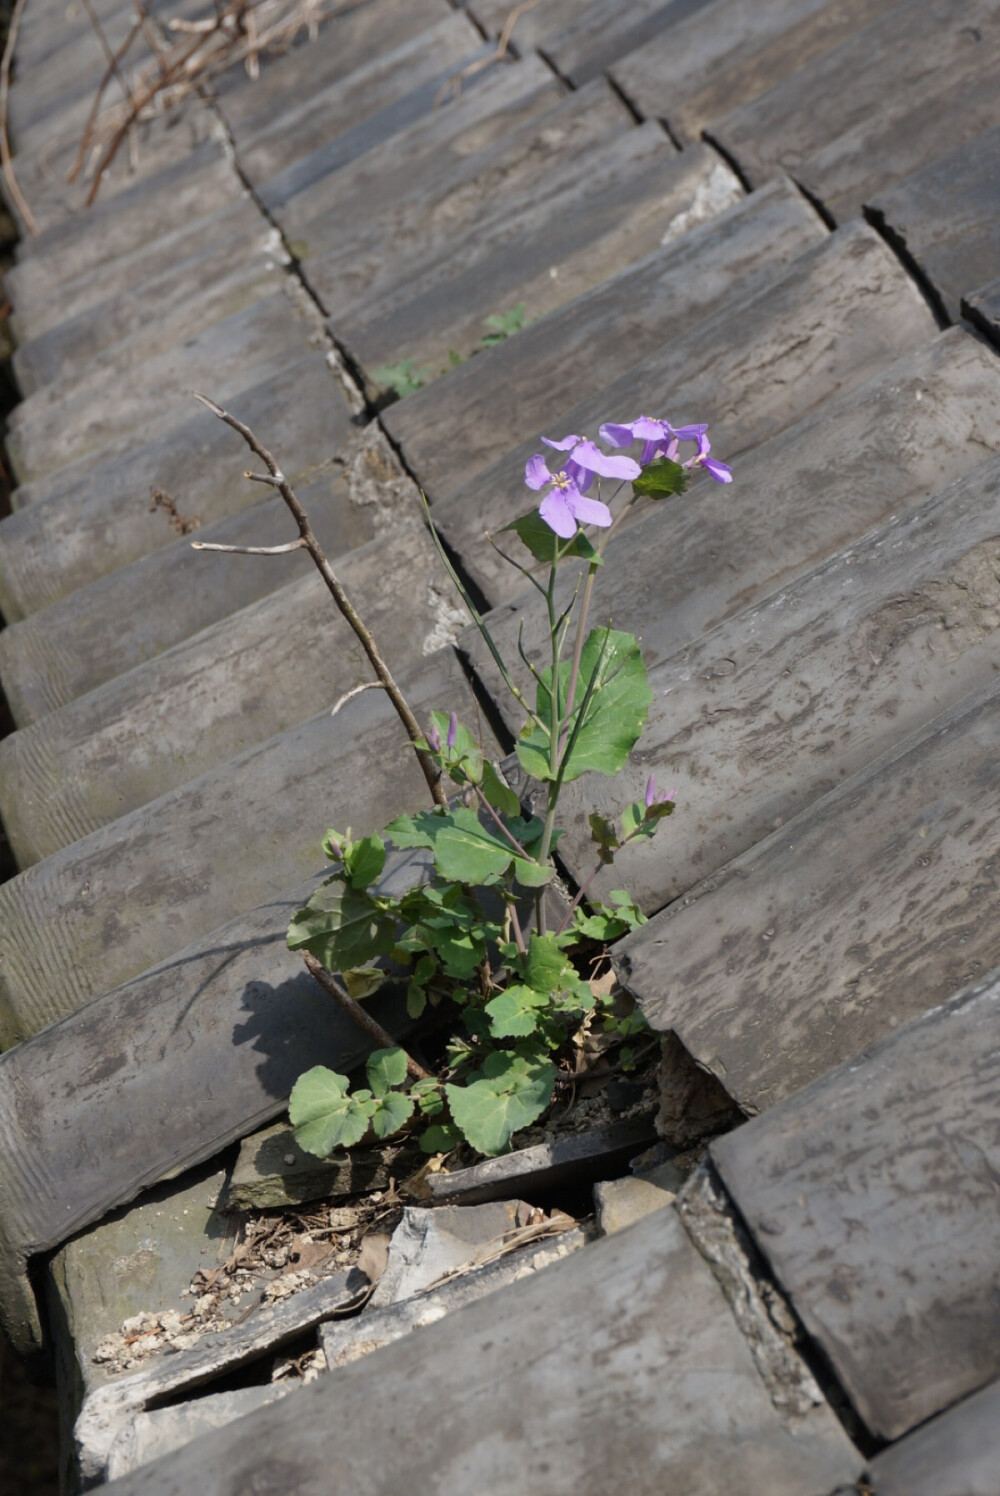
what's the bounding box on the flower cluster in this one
[526,416,731,537]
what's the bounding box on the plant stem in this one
[302,953,431,1080]
[193,394,446,808]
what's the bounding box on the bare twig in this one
[192,391,447,807]
[0,0,38,234]
[303,953,431,1080]
[80,0,139,116]
[192,538,306,555]
[436,0,543,104]
[67,7,148,182]
[330,680,384,717]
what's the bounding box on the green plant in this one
[288,417,732,1158]
[370,358,430,400]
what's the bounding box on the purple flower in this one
[602,417,730,484]
[687,431,732,484]
[525,435,640,539]
[426,720,442,752]
[446,712,458,750]
[644,776,677,810]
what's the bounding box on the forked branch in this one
[192,392,447,807]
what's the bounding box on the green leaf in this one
[412,1077,445,1116]
[344,833,385,890]
[445,1054,556,1155]
[502,509,603,568]
[366,1047,409,1096]
[512,857,554,888]
[632,456,690,500]
[371,358,429,400]
[287,878,397,970]
[479,302,526,347]
[342,966,386,1000]
[525,932,572,993]
[406,980,428,1019]
[371,1091,416,1138]
[517,629,651,784]
[481,761,521,818]
[420,1122,462,1154]
[289,1067,374,1156]
[484,984,545,1038]
[387,806,517,884]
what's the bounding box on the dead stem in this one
[192,391,447,808]
[303,953,431,1080]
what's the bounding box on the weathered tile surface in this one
[795,59,1000,227]
[0,851,425,1353]
[964,274,1000,346]
[712,973,1000,1440]
[706,0,1000,201]
[340,138,742,388]
[13,229,287,397]
[867,124,1000,320]
[382,176,824,504]
[538,0,712,85]
[0,649,484,1038]
[0,350,352,625]
[105,1385,295,1483]
[427,1119,659,1205]
[431,223,936,603]
[234,14,486,197]
[0,525,456,863]
[611,0,899,142]
[8,195,266,346]
[92,1208,862,1495]
[616,672,1000,1113]
[270,54,562,242]
[7,292,319,483]
[303,80,632,320]
[865,1377,1000,1496]
[0,470,373,724]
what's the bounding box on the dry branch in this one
[191,391,447,809]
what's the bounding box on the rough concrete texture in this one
[225,1121,414,1213]
[865,1376,1000,1496]
[593,1175,677,1235]
[369,1202,531,1308]
[92,1208,861,1495]
[106,1384,295,1482]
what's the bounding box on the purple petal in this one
[542,433,583,452]
[598,421,640,448]
[446,711,458,749]
[644,775,656,808]
[673,423,709,441]
[571,440,641,481]
[568,492,612,529]
[538,487,578,538]
[703,457,732,484]
[524,454,550,491]
[564,455,593,493]
[631,416,668,442]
